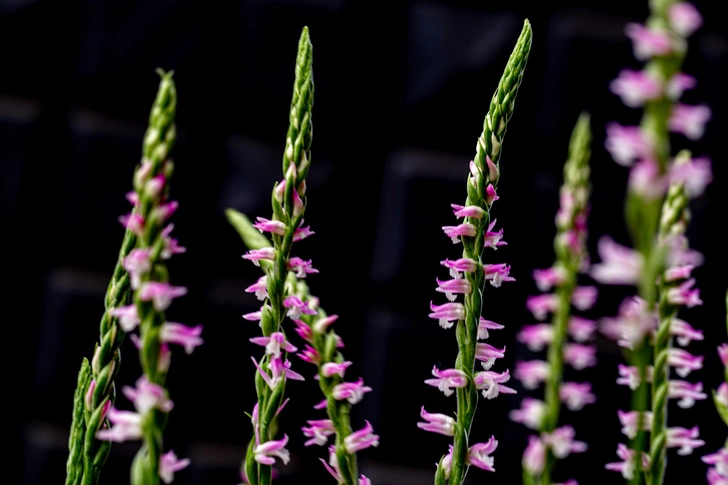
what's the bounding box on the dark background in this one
[3,0,727,483]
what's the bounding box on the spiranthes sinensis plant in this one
[227,209,377,485]
[513,112,597,485]
[418,19,532,485]
[590,2,713,483]
[93,70,202,485]
[234,26,319,485]
[702,290,728,483]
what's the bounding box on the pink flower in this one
[440,257,478,278]
[344,421,379,453]
[159,450,191,484]
[568,316,597,342]
[526,293,559,321]
[484,219,507,249]
[442,223,477,244]
[322,361,352,378]
[514,360,550,390]
[605,123,652,167]
[122,375,174,414]
[616,364,653,390]
[302,419,335,446]
[669,103,711,140]
[242,248,276,266]
[96,407,142,442]
[428,301,465,329]
[666,278,702,307]
[591,236,643,285]
[251,356,305,390]
[618,410,653,439]
[564,344,597,370]
[139,282,188,311]
[667,426,704,455]
[517,323,553,352]
[123,248,151,290]
[320,446,344,483]
[283,295,318,320]
[435,278,472,301]
[629,159,668,200]
[509,398,547,429]
[359,476,372,485]
[483,263,515,287]
[293,224,315,242]
[287,257,319,278]
[702,448,728,478]
[245,276,268,301]
[475,342,506,370]
[110,304,140,332]
[668,2,703,37]
[625,23,673,60]
[523,435,546,475]
[543,425,587,458]
[670,318,703,346]
[667,72,697,100]
[417,407,456,436]
[424,366,468,396]
[160,322,203,354]
[298,344,321,364]
[253,217,287,235]
[605,443,649,480]
[668,380,707,408]
[532,266,567,292]
[600,296,657,350]
[610,69,662,107]
[249,332,297,359]
[467,437,498,472]
[254,434,291,465]
[451,203,485,219]
[560,382,596,411]
[668,348,703,377]
[119,212,145,237]
[478,317,504,340]
[332,378,372,404]
[667,156,712,197]
[473,369,516,399]
[571,286,597,311]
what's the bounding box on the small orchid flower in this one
[590,236,644,285]
[435,278,472,301]
[287,257,319,278]
[605,444,649,480]
[440,257,478,278]
[610,69,662,107]
[668,380,707,409]
[560,382,596,411]
[604,123,652,167]
[466,437,498,472]
[254,434,291,465]
[417,407,456,436]
[473,369,516,399]
[332,378,372,404]
[509,398,547,429]
[523,435,546,475]
[544,425,588,458]
[249,332,297,359]
[428,301,465,329]
[669,103,711,140]
[110,304,140,332]
[253,217,287,235]
[442,223,476,244]
[625,23,673,60]
[668,348,703,377]
[302,419,335,447]
[475,342,506,370]
[483,219,507,249]
[242,248,276,266]
[245,276,269,301]
[516,323,553,352]
[160,322,204,354]
[138,281,188,312]
[283,294,318,320]
[668,2,703,36]
[96,407,142,442]
[514,360,550,390]
[344,421,379,454]
[159,450,191,484]
[478,317,504,340]
[667,426,705,455]
[424,366,468,397]
[483,263,515,287]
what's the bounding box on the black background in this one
[3,0,727,483]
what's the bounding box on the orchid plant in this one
[590,1,712,483]
[418,19,532,485]
[702,291,728,483]
[65,70,201,485]
[513,112,596,485]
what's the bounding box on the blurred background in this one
[3,0,727,483]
